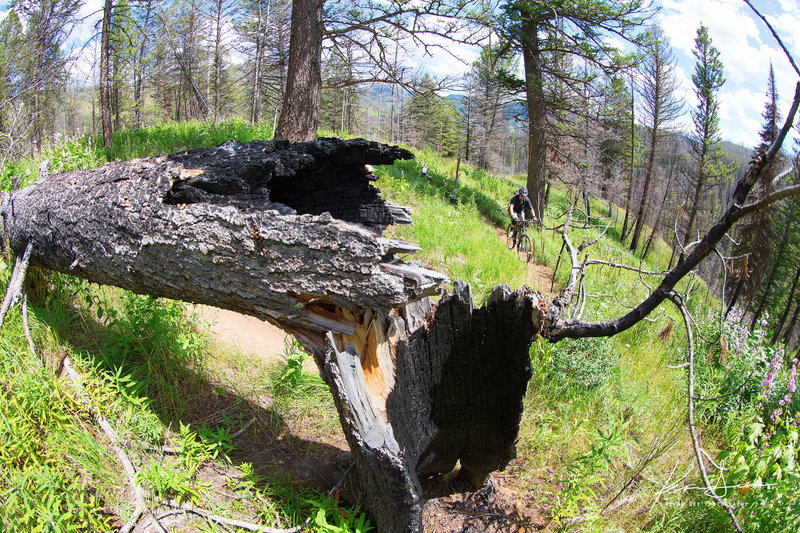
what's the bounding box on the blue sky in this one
[2,0,799,149]
[655,0,800,148]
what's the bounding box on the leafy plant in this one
[276,340,311,390]
[136,460,206,504]
[552,425,625,526]
[177,421,212,475]
[198,423,236,463]
[305,493,373,533]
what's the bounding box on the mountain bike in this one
[506,219,534,263]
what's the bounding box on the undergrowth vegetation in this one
[1,122,797,531]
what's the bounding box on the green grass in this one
[103,119,276,161]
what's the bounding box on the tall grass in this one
[103,119,275,161]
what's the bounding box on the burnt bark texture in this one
[0,137,548,532]
[325,282,545,532]
[0,138,447,341]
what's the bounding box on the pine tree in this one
[682,24,732,246]
[13,0,81,152]
[497,0,651,221]
[467,43,518,171]
[629,27,683,254]
[0,10,25,173]
[726,64,785,319]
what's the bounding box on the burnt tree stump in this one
[0,138,547,532]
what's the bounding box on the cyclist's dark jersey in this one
[510,194,533,216]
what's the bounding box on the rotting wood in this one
[325,281,547,532]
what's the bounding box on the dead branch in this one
[0,242,33,329]
[59,355,148,533]
[584,259,670,276]
[159,500,308,533]
[666,291,742,533]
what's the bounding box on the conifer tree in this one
[683,24,731,246]
[497,0,652,221]
[629,27,682,254]
[726,64,784,318]
[13,0,81,152]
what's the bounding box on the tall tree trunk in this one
[621,78,636,241]
[643,142,678,258]
[683,142,708,246]
[629,124,658,253]
[133,0,152,128]
[725,278,744,318]
[784,301,800,348]
[100,0,114,147]
[212,0,224,122]
[275,0,323,141]
[522,17,548,222]
[749,225,789,331]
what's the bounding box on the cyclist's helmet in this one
[518,187,528,197]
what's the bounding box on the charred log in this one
[324,282,546,532]
[0,138,446,343]
[0,138,546,533]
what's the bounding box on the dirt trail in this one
[496,224,558,296]
[195,305,290,365]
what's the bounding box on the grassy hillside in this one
[2,122,797,532]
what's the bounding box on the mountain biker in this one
[509,187,534,226]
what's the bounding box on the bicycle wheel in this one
[519,234,533,263]
[506,224,516,249]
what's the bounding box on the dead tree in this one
[0,137,548,532]
[2,79,799,531]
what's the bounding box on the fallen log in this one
[0,138,545,532]
[0,138,447,349]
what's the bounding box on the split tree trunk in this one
[0,138,547,532]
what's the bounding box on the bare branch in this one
[742,0,800,78]
[583,259,670,276]
[0,242,33,330]
[730,183,800,223]
[667,292,743,532]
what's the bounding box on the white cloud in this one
[719,87,764,146]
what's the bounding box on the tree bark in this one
[522,17,548,222]
[784,300,800,349]
[642,142,677,259]
[749,224,789,331]
[133,0,152,128]
[773,262,800,344]
[275,0,323,141]
[629,124,657,253]
[325,282,544,531]
[100,0,114,147]
[0,138,446,338]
